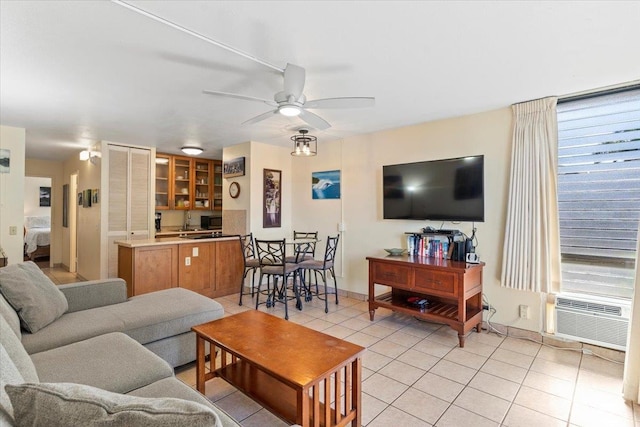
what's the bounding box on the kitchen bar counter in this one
[154,227,223,238]
[115,234,238,248]
[116,235,243,298]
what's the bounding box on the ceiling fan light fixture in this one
[181,146,203,156]
[279,105,301,117]
[291,129,317,157]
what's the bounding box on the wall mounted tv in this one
[383,155,484,222]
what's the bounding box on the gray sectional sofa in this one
[0,261,241,426]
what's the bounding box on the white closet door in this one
[130,148,150,237]
[107,145,151,278]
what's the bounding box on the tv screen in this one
[383,155,484,222]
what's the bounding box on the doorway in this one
[23,176,52,267]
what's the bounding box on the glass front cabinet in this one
[155,154,222,211]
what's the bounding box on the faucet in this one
[184,210,191,230]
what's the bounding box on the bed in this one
[24,215,51,261]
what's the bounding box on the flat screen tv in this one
[383,155,484,222]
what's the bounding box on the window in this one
[557,87,640,299]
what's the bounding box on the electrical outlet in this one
[192,247,199,257]
[185,257,191,266]
[519,304,529,319]
[9,226,17,236]
[482,304,490,311]
[338,222,346,232]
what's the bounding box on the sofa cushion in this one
[128,377,241,427]
[0,261,68,333]
[0,344,25,422]
[6,382,221,427]
[111,288,224,345]
[20,305,126,355]
[0,315,39,383]
[0,292,21,339]
[31,332,173,394]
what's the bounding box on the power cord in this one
[481,293,623,364]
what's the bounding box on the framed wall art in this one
[263,168,281,228]
[223,157,245,178]
[39,186,51,207]
[312,170,341,200]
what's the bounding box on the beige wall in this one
[290,108,544,332]
[0,126,26,265]
[247,141,292,240]
[25,159,64,267]
[222,142,251,235]
[63,149,102,280]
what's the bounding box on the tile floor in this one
[41,266,639,426]
[40,263,81,285]
[176,292,639,427]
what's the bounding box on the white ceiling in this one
[1,1,639,161]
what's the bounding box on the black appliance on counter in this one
[201,215,222,230]
[155,212,162,231]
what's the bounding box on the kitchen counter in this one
[116,235,243,298]
[115,234,238,248]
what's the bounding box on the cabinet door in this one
[132,245,178,296]
[154,154,171,209]
[178,243,213,297]
[214,239,244,296]
[173,156,192,210]
[194,159,212,210]
[212,160,223,211]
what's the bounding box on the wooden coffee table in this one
[192,310,365,427]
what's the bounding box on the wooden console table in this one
[367,255,484,347]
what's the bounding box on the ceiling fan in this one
[203,63,374,131]
[111,1,374,130]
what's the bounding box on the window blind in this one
[557,88,640,298]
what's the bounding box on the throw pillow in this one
[6,383,222,427]
[0,261,68,333]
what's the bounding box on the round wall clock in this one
[229,181,241,198]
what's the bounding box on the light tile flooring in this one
[41,266,639,426]
[41,264,82,285]
[178,292,639,427]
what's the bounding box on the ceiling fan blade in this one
[304,97,375,109]
[283,63,305,100]
[202,90,277,107]
[299,110,331,131]
[242,109,279,125]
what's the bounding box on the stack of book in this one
[406,234,450,259]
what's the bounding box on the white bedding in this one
[24,216,51,255]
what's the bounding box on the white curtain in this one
[623,226,640,403]
[501,97,561,293]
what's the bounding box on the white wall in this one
[24,176,52,217]
[0,126,26,265]
[290,108,544,332]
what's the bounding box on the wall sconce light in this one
[181,146,203,156]
[291,129,317,157]
[79,149,101,164]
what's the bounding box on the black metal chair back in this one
[255,239,286,269]
[241,233,256,263]
[293,230,318,257]
[322,235,339,267]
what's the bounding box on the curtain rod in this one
[512,80,640,106]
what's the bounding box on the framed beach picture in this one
[223,157,245,178]
[39,187,51,207]
[312,170,341,200]
[263,169,281,228]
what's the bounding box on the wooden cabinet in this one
[179,242,214,296]
[367,255,484,347]
[118,238,243,298]
[154,154,171,210]
[118,244,178,297]
[155,154,222,211]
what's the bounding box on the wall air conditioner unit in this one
[555,293,630,351]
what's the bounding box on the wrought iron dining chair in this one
[284,231,318,263]
[254,239,302,320]
[239,233,260,306]
[300,235,340,313]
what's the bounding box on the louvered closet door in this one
[107,145,151,278]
